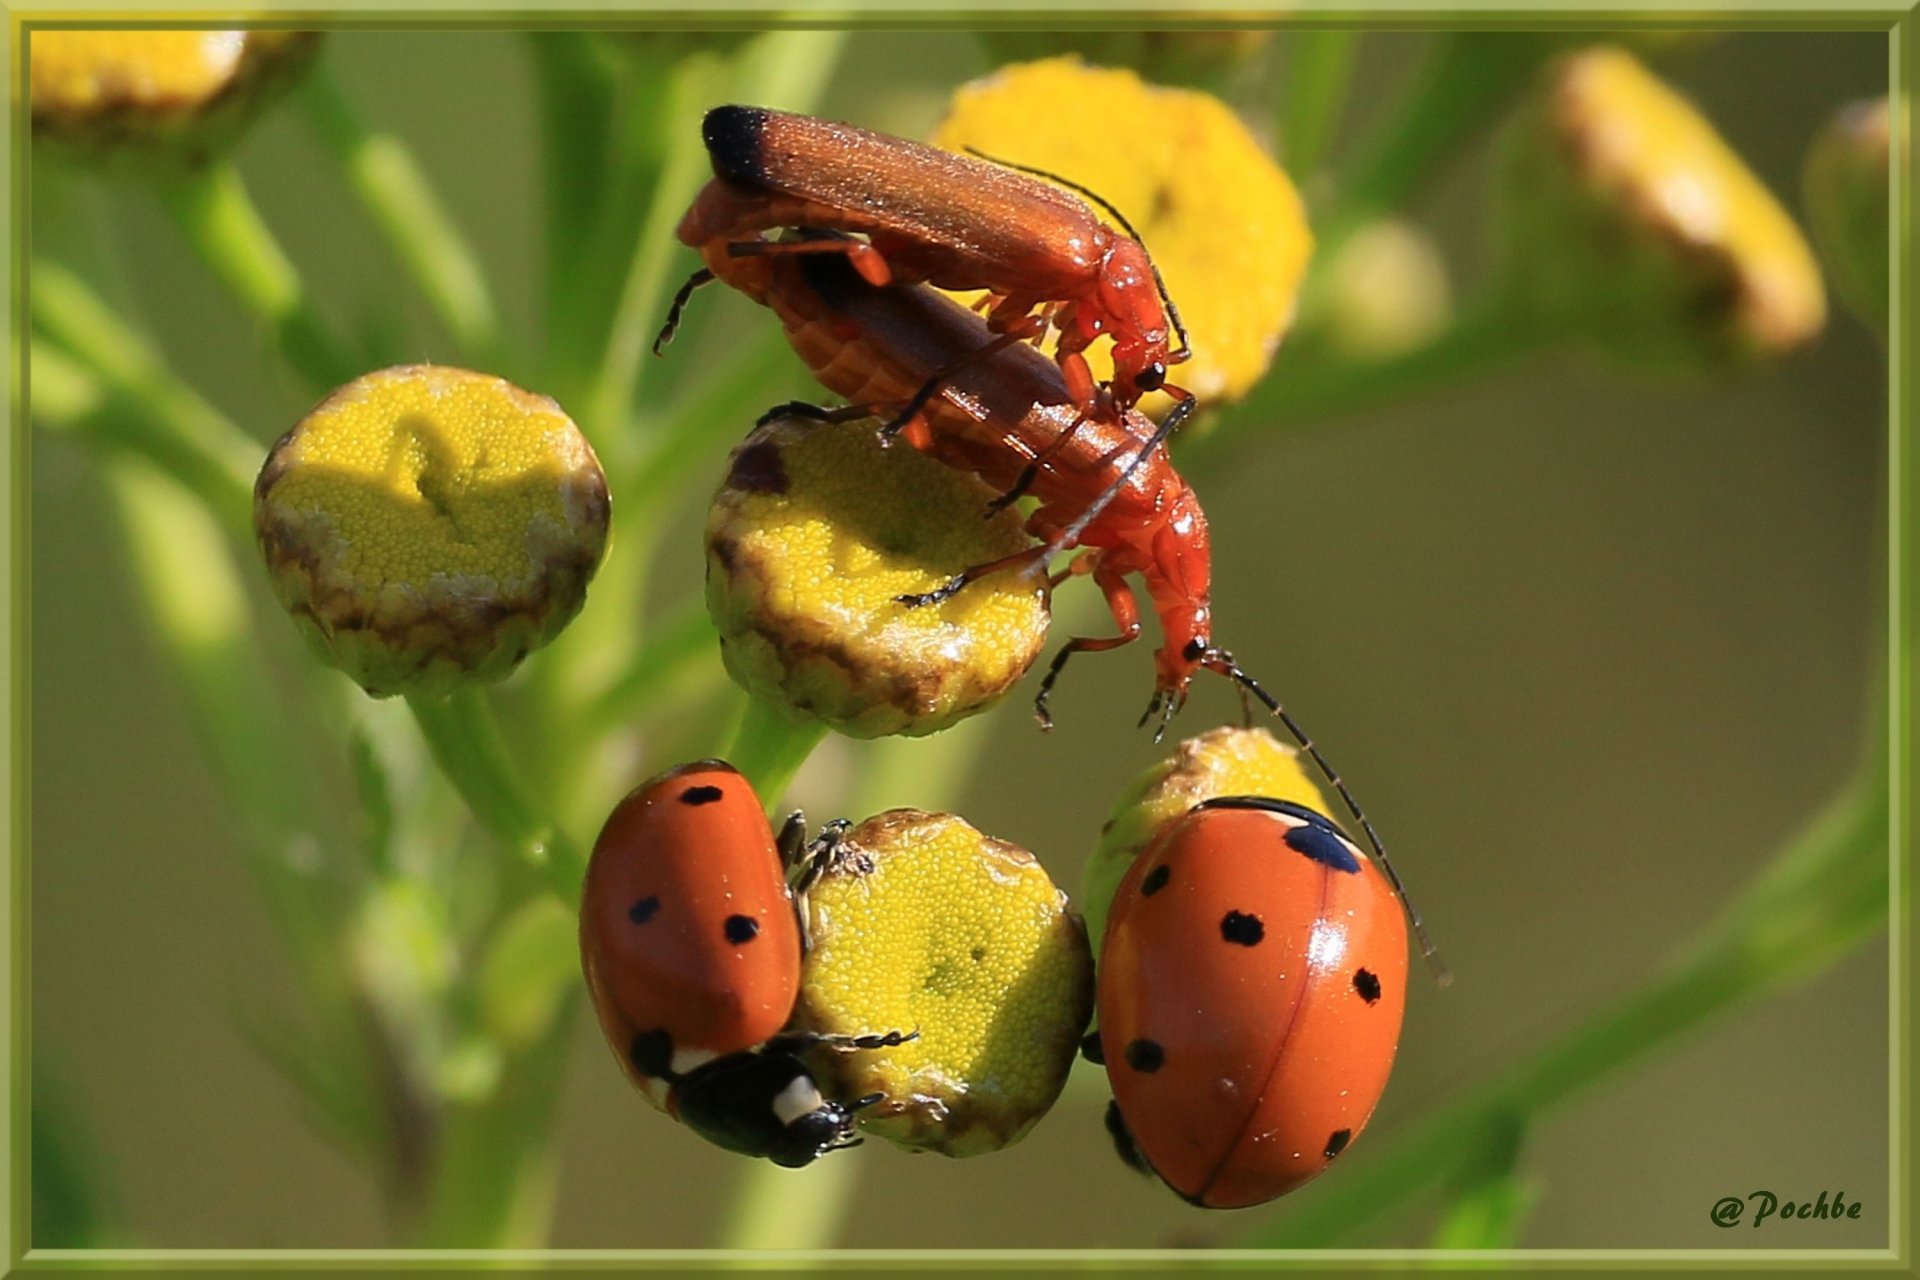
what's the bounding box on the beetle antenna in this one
[1203,647,1451,986]
[964,146,1190,358]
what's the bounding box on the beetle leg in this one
[754,399,874,430]
[894,545,1049,609]
[652,267,716,355]
[724,235,893,287]
[877,322,1042,441]
[1033,564,1141,730]
[986,410,1090,513]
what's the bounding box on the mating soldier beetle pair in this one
[654,102,1445,972]
[657,105,1215,723]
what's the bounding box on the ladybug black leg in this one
[765,1028,918,1055]
[790,819,855,894]
[774,810,809,872]
[1103,1100,1152,1177]
[652,268,715,355]
[1079,1030,1106,1065]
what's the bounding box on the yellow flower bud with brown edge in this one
[1081,726,1331,957]
[255,365,610,699]
[1498,46,1825,368]
[795,809,1093,1157]
[1805,96,1900,338]
[705,414,1050,739]
[932,56,1312,420]
[30,30,318,161]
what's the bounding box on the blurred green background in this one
[30,28,1887,1250]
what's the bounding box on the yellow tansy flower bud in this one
[933,56,1312,414]
[705,414,1050,739]
[1805,96,1899,337]
[1499,46,1826,366]
[30,30,318,157]
[1081,726,1330,955]
[255,365,610,699]
[796,810,1093,1157]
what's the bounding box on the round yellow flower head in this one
[1805,96,1899,337]
[255,365,611,699]
[933,56,1312,415]
[795,809,1093,1157]
[1081,725,1330,955]
[31,30,318,158]
[1500,46,1826,366]
[705,414,1050,739]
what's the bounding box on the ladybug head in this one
[767,1098,863,1168]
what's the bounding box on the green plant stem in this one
[626,325,796,513]
[529,32,618,399]
[407,998,578,1248]
[721,1147,862,1250]
[299,66,505,372]
[102,457,391,1158]
[582,51,732,454]
[30,263,261,539]
[1187,294,1558,466]
[152,160,359,390]
[1280,29,1360,186]
[1245,736,1889,1247]
[1320,33,1550,255]
[725,698,829,807]
[1425,1110,1536,1249]
[583,28,851,453]
[407,687,584,901]
[582,601,719,738]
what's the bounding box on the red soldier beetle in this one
[662,104,1194,425]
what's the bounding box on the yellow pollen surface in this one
[933,56,1313,408]
[799,811,1092,1156]
[706,416,1049,738]
[265,366,599,591]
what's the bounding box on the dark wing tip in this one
[702,105,773,184]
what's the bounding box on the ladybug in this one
[1090,796,1410,1208]
[580,759,909,1167]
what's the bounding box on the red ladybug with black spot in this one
[580,759,908,1167]
[1088,796,1411,1208]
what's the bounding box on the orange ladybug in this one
[580,759,907,1166]
[1092,796,1410,1207]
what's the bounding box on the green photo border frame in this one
[0,4,1910,1274]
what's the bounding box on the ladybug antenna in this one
[963,146,1191,360]
[1202,647,1451,986]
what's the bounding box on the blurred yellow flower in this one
[1501,46,1826,365]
